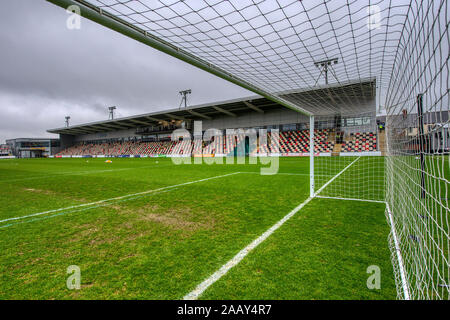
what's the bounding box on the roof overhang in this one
[47,79,375,136]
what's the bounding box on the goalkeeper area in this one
[0,156,399,299]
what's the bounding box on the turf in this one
[201,199,396,299]
[0,157,396,299]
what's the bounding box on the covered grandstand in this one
[48,79,381,158]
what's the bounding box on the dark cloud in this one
[0,0,251,142]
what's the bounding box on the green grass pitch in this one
[0,157,396,299]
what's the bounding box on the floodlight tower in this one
[179,89,192,109]
[65,116,71,128]
[314,58,339,85]
[108,106,117,120]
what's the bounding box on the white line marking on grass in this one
[314,156,361,196]
[315,195,385,204]
[0,168,133,183]
[183,158,362,300]
[386,202,410,300]
[239,172,334,177]
[0,164,170,183]
[183,196,314,300]
[0,188,176,229]
[316,160,410,299]
[0,172,240,225]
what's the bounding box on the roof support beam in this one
[64,128,95,134]
[116,122,137,128]
[243,101,264,114]
[46,0,313,117]
[94,123,129,130]
[187,110,212,120]
[165,114,187,121]
[146,116,164,122]
[60,131,79,136]
[72,128,98,133]
[129,119,153,126]
[213,106,236,117]
[325,90,339,106]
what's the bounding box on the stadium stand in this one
[279,129,334,153]
[342,132,377,152]
[56,129,376,156]
[48,79,382,158]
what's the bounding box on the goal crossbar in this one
[47,0,312,117]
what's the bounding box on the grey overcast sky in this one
[0,0,252,143]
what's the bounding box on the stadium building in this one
[5,138,61,158]
[49,80,382,158]
[0,144,13,158]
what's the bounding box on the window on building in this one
[282,123,296,131]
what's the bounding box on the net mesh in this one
[55,0,448,299]
[383,0,449,299]
[79,0,409,115]
[314,111,385,202]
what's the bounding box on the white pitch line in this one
[0,172,240,225]
[386,202,410,300]
[315,195,385,204]
[2,167,134,182]
[239,171,309,176]
[0,188,177,229]
[183,157,362,300]
[314,156,361,196]
[0,164,171,183]
[317,164,410,299]
[183,196,314,300]
[239,172,334,177]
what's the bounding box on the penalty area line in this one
[0,172,240,225]
[183,156,362,300]
[0,163,172,183]
[0,188,177,230]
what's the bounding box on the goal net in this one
[382,1,449,299]
[48,0,449,299]
[313,109,385,203]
